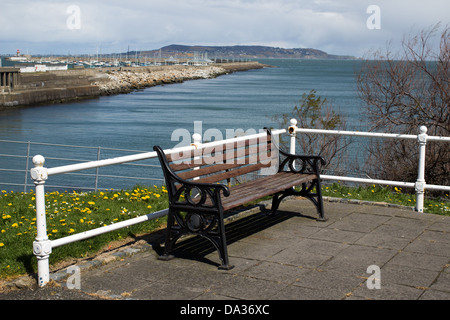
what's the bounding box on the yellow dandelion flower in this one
[0,243,4,247]
[11,223,18,228]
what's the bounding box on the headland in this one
[0,61,267,110]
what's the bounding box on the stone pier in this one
[0,62,267,109]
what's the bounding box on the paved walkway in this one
[1,198,450,301]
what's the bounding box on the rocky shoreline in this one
[0,62,267,109]
[93,62,266,95]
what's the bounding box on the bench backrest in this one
[165,132,278,186]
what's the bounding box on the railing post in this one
[288,118,297,154]
[415,126,427,212]
[30,155,51,287]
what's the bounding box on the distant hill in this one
[139,44,355,60]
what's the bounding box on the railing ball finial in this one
[419,126,427,135]
[32,155,45,167]
[30,155,47,182]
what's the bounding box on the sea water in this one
[0,59,366,191]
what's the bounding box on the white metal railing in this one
[287,119,450,212]
[29,121,450,287]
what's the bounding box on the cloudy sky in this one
[0,0,448,57]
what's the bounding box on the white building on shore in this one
[18,63,68,73]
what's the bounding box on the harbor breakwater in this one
[0,62,266,109]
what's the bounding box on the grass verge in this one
[0,185,168,279]
[322,182,449,215]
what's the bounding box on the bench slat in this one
[167,138,272,165]
[194,162,272,184]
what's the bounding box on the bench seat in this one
[222,172,317,211]
[153,129,326,269]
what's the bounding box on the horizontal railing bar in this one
[0,139,155,153]
[0,168,27,173]
[321,175,416,188]
[295,128,450,142]
[427,136,450,142]
[426,184,450,191]
[40,156,97,163]
[47,171,162,182]
[0,153,28,158]
[90,174,163,181]
[0,139,32,144]
[322,175,450,191]
[0,182,30,187]
[51,208,169,248]
[295,128,418,140]
[120,163,159,168]
[44,185,98,191]
[44,156,158,164]
[41,178,164,190]
[47,151,160,176]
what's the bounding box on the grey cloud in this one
[0,0,448,56]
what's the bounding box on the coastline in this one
[0,62,268,109]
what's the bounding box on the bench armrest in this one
[153,146,230,210]
[278,148,326,175]
[264,128,326,175]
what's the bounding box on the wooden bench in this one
[153,129,326,270]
